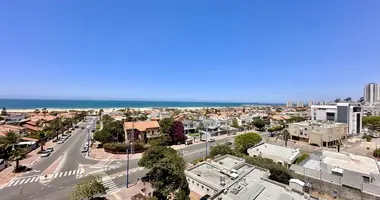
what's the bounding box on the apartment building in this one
[296,101,304,108]
[364,83,380,103]
[288,121,347,147]
[286,100,293,108]
[311,102,362,135]
[307,100,313,108]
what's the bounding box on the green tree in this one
[251,119,266,130]
[277,129,290,147]
[1,107,7,116]
[0,131,21,155]
[98,109,104,117]
[269,165,292,184]
[196,122,204,132]
[93,130,113,144]
[210,144,235,158]
[49,111,59,116]
[48,118,63,140]
[69,175,107,200]
[159,118,174,135]
[363,116,380,130]
[139,146,189,200]
[232,118,239,128]
[234,132,262,154]
[286,116,307,123]
[39,132,46,150]
[10,148,26,172]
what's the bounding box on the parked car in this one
[81,147,88,153]
[58,140,64,144]
[46,147,54,152]
[0,159,9,171]
[224,141,233,145]
[185,139,193,145]
[52,139,58,142]
[207,138,215,142]
[40,151,50,157]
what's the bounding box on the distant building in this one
[124,121,160,141]
[364,83,380,103]
[308,100,314,107]
[3,113,28,124]
[247,143,300,168]
[363,103,380,116]
[183,119,199,134]
[286,100,293,108]
[185,154,308,200]
[288,121,347,147]
[311,103,362,135]
[296,101,304,108]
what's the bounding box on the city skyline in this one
[1,1,380,102]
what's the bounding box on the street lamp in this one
[87,126,91,157]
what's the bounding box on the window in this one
[197,183,199,186]
[207,188,209,192]
[363,176,370,183]
[192,180,194,183]
[202,186,204,189]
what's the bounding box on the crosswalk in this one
[5,168,84,188]
[99,171,120,195]
[6,176,40,187]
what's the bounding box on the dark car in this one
[224,141,233,146]
[52,139,58,142]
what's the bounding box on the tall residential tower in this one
[364,83,380,103]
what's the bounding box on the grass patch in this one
[295,153,309,164]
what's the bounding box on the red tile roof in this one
[124,121,160,132]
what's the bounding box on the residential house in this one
[0,124,27,136]
[3,113,28,124]
[202,119,220,133]
[247,143,300,168]
[124,121,160,142]
[183,119,199,134]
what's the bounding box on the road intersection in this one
[0,121,269,200]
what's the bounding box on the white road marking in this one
[68,170,72,176]
[7,180,15,187]
[18,179,26,185]
[58,172,63,177]
[23,177,32,184]
[30,177,37,182]
[63,171,68,176]
[12,180,21,186]
[72,169,77,175]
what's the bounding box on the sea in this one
[0,99,283,110]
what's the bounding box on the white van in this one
[0,159,8,171]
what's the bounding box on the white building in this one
[308,100,314,108]
[364,83,380,103]
[247,143,300,168]
[286,100,293,108]
[296,101,304,108]
[185,155,307,200]
[311,103,362,135]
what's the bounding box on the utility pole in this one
[205,131,208,159]
[87,126,91,157]
[126,122,134,188]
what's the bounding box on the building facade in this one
[364,83,380,103]
[247,143,300,168]
[286,100,293,108]
[296,101,304,108]
[311,103,362,135]
[288,121,347,147]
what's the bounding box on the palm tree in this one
[10,148,26,172]
[48,118,62,140]
[0,131,21,155]
[39,132,46,150]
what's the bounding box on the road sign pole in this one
[126,148,129,188]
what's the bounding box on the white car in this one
[40,152,50,157]
[58,140,64,144]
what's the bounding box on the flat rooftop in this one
[248,143,300,161]
[212,155,245,170]
[322,151,379,175]
[292,121,346,128]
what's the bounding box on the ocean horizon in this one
[0,99,283,110]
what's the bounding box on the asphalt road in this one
[0,127,269,200]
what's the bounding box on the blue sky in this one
[1,0,379,103]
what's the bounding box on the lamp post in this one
[205,131,208,159]
[87,126,91,157]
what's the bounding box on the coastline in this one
[6,107,212,113]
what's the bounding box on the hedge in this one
[374,149,380,158]
[295,153,309,164]
[103,142,145,154]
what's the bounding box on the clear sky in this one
[1,0,379,103]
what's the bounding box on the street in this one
[0,125,269,200]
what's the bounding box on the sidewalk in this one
[89,131,248,161]
[0,137,59,187]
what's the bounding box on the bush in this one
[295,153,309,164]
[103,142,145,153]
[374,149,380,158]
[191,157,205,165]
[269,165,293,184]
[210,144,235,158]
[362,134,372,142]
